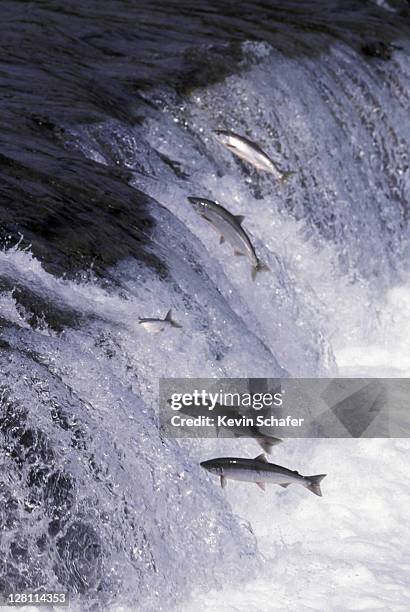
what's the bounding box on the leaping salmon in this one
[138,309,182,333]
[214,130,295,182]
[188,196,269,280]
[200,454,326,496]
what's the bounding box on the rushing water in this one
[1,1,410,610]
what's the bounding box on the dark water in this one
[1,1,410,610]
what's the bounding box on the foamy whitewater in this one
[1,20,410,612]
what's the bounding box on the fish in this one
[216,419,282,454]
[214,130,295,182]
[200,454,326,496]
[242,424,282,454]
[138,309,182,333]
[167,398,282,453]
[188,196,269,280]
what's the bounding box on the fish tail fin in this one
[251,261,270,281]
[165,309,182,328]
[258,436,282,454]
[280,170,296,184]
[305,474,326,497]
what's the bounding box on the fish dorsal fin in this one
[255,453,268,463]
[235,215,245,225]
[165,309,172,322]
[279,483,291,488]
